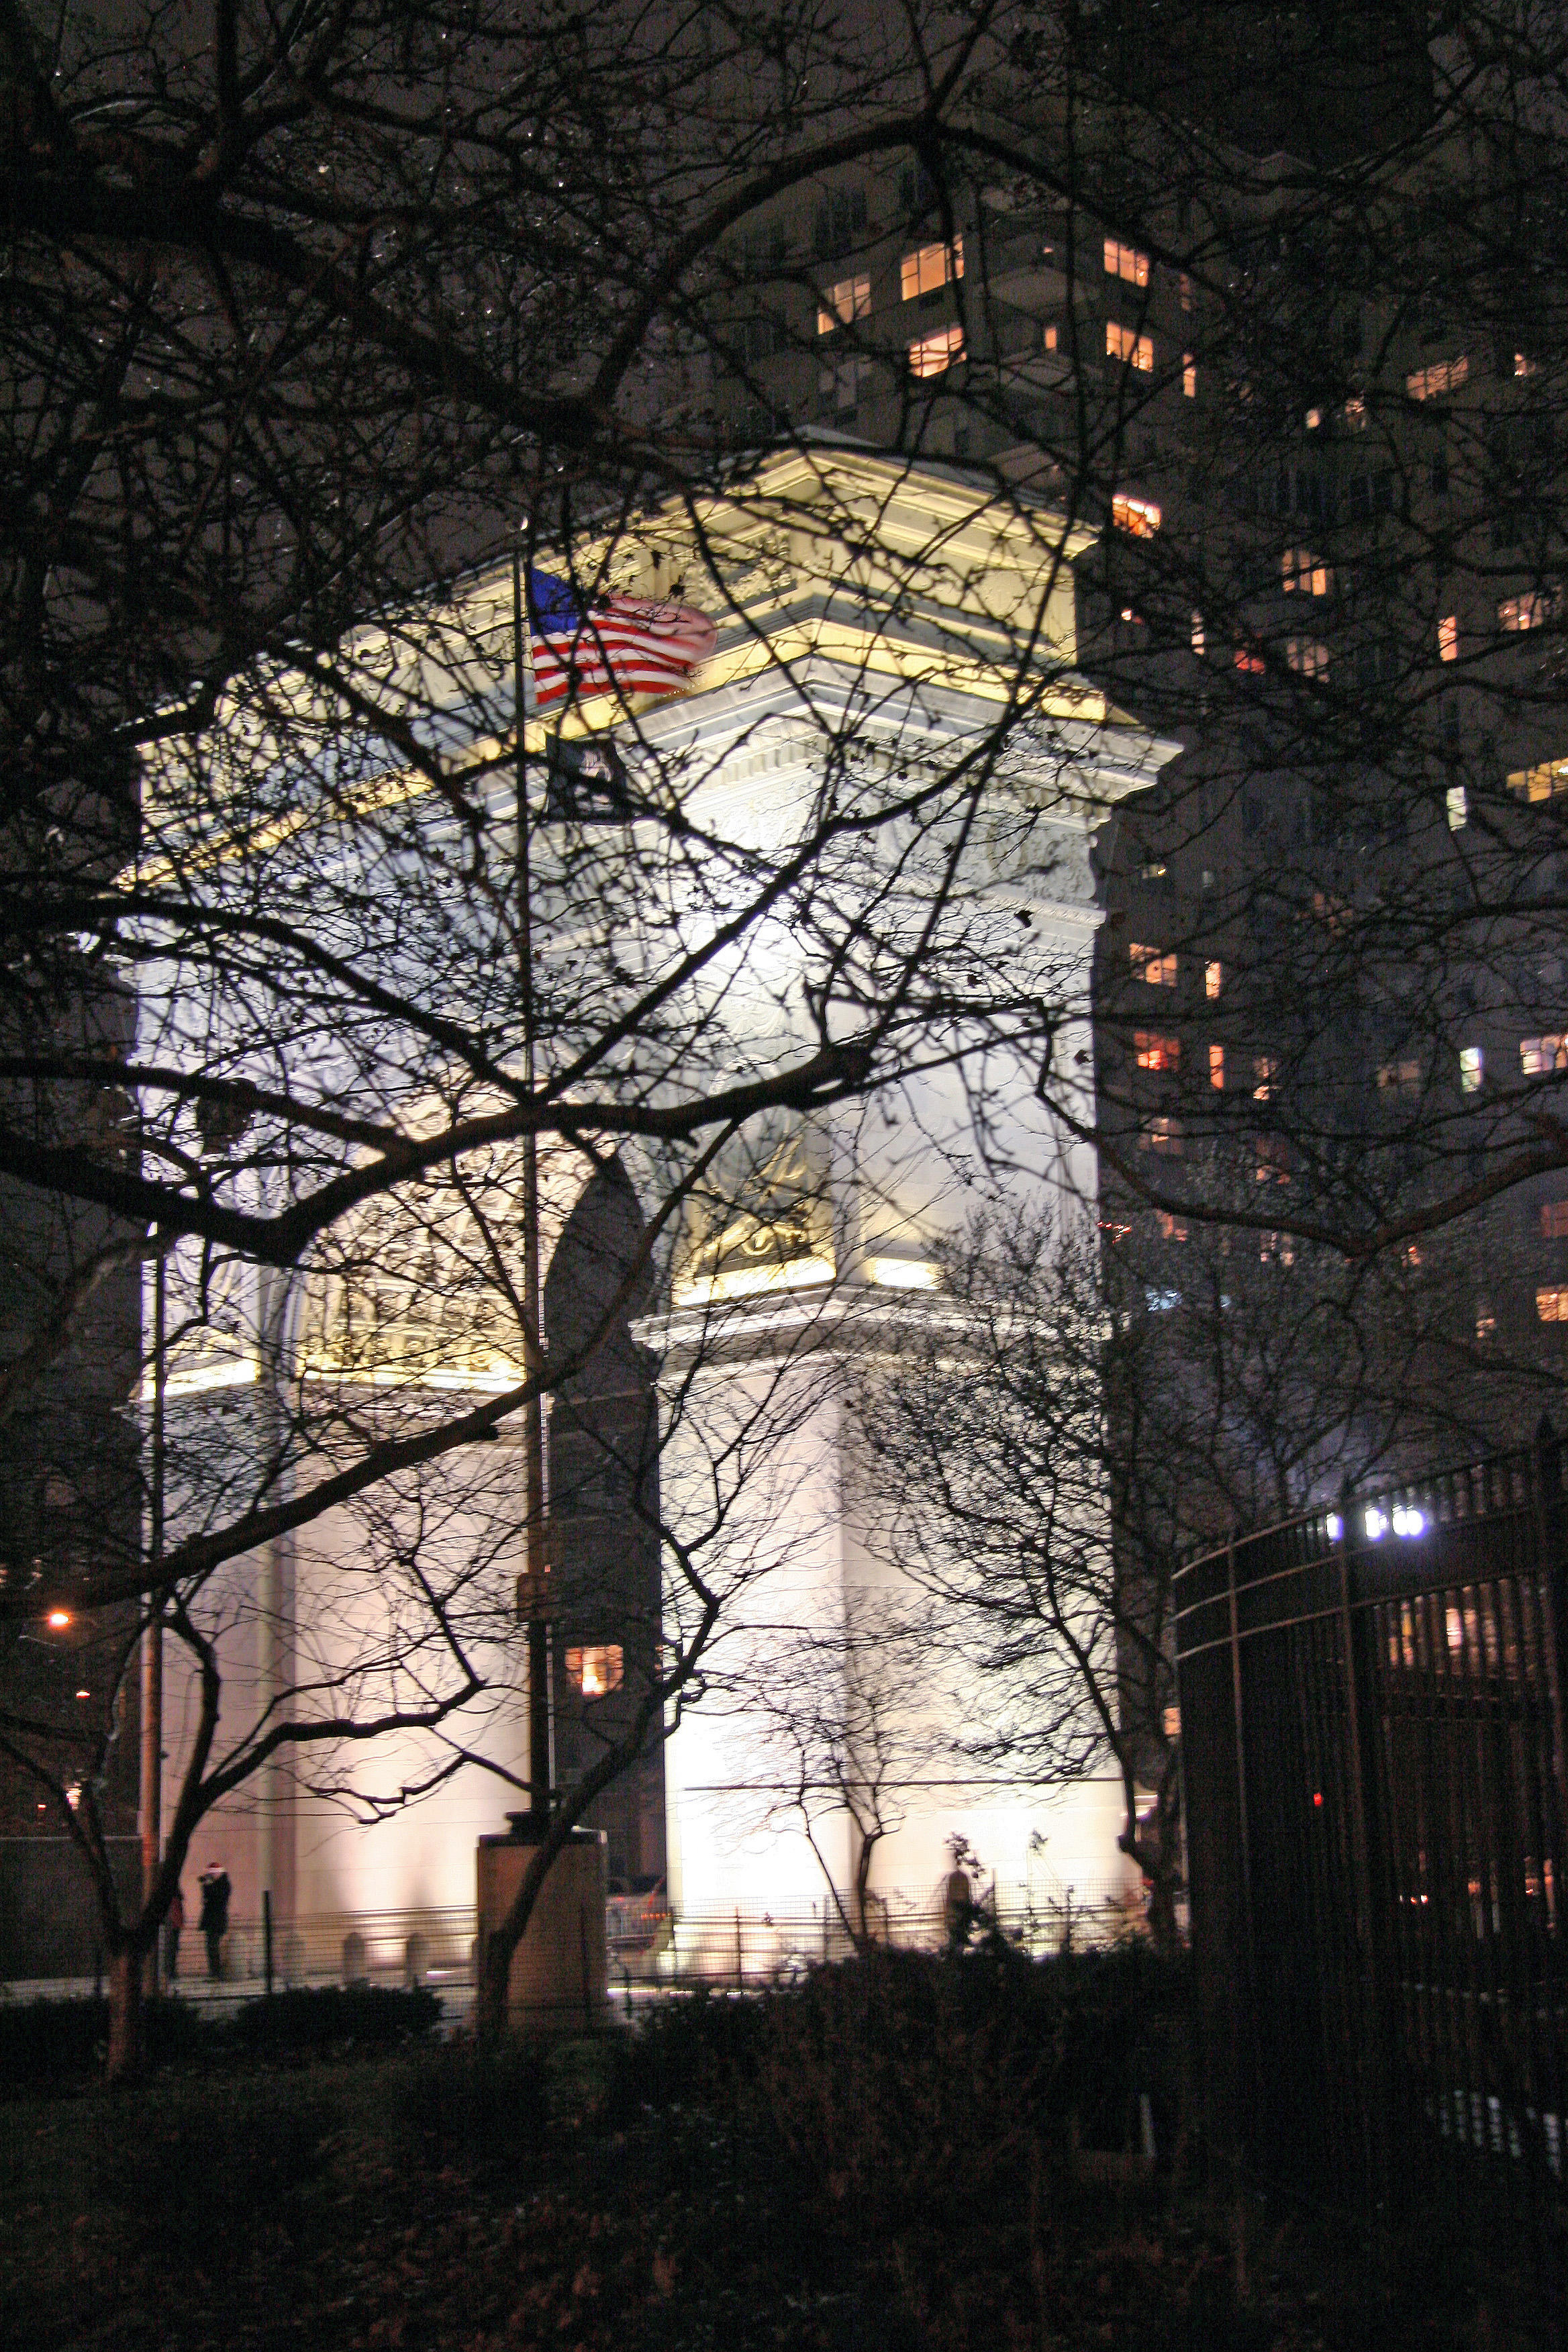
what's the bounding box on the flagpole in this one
[511,536,552,1822]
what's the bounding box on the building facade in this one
[153,448,1171,1951]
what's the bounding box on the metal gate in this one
[1174,1431,1568,2318]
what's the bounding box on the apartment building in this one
[705,17,1565,1438]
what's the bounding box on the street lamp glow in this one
[45,1608,72,1629]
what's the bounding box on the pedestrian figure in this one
[197,1861,231,1979]
[164,1883,185,1981]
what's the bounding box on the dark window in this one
[812,185,869,258]
[897,162,936,219]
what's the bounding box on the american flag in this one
[526,567,717,709]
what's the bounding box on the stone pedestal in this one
[476,1816,608,2036]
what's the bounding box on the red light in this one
[1312,1791,1324,1808]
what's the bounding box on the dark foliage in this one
[227,1983,442,2056]
[0,1992,203,2088]
[0,1982,440,2089]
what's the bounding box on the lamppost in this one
[138,1240,166,1994]
[511,534,554,1818]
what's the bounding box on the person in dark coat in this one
[197,1862,231,1978]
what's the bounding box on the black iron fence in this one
[1174,1431,1568,2322]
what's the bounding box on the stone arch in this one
[542,1155,665,1891]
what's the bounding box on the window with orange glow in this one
[1112,491,1161,536]
[1522,1035,1568,1075]
[565,1645,624,1698]
[1103,238,1149,286]
[900,240,963,299]
[1130,942,1177,985]
[1106,320,1153,371]
[1507,758,1568,802]
[1135,1032,1180,1071]
[1406,354,1468,400]
[1282,548,1331,596]
[908,324,965,377]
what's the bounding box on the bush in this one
[0,1994,204,2090]
[396,2041,548,2171]
[228,1983,442,2055]
[606,1945,1191,2225]
[0,1981,440,2090]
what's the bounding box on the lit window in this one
[1438,614,1458,661]
[1157,1210,1188,1240]
[1500,592,1552,632]
[1208,1042,1224,1087]
[1459,1046,1483,1093]
[1447,784,1468,830]
[1406,355,1469,400]
[1344,395,1367,429]
[1537,1288,1568,1324]
[1043,322,1059,350]
[1377,1059,1422,1095]
[1104,238,1150,287]
[1260,1230,1295,1266]
[1253,1056,1277,1101]
[565,1644,624,1698]
[1130,942,1177,985]
[1506,758,1568,802]
[1282,548,1331,596]
[1540,1200,1568,1238]
[1191,611,1206,656]
[1182,352,1196,397]
[1287,639,1330,677]
[1477,1302,1497,1340]
[1516,352,1538,379]
[1112,491,1161,535]
[1520,1035,1568,1076]
[901,240,963,299]
[1205,961,1223,1001]
[1234,646,1265,674]
[1140,1116,1183,1155]
[908,324,965,377]
[817,274,871,334]
[1106,320,1154,371]
[1255,1140,1290,1184]
[1135,1031,1180,1071]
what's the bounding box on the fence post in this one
[1533,1416,1568,1787]
[263,1889,273,1997]
[1333,1487,1391,2243]
[1225,1535,1255,1962]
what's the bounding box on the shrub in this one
[0,1995,203,2090]
[228,1983,442,2054]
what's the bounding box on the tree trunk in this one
[106,1945,144,2081]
